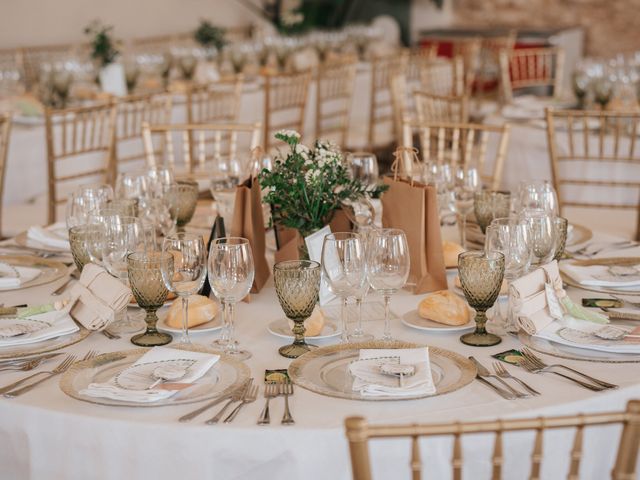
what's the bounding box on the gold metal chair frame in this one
[402,119,510,190]
[546,108,640,239]
[262,70,312,151]
[142,122,261,178]
[186,75,244,125]
[345,400,640,480]
[0,114,12,238]
[45,102,117,223]
[315,58,357,148]
[419,56,465,97]
[500,46,565,103]
[414,90,469,124]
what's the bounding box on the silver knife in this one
[470,356,527,399]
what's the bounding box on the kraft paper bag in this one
[230,176,270,293]
[381,148,447,294]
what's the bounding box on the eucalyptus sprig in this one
[259,130,387,237]
[84,20,120,68]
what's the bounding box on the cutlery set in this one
[473,348,618,399]
[179,377,296,425]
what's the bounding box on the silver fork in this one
[493,361,540,396]
[518,357,606,392]
[2,354,77,397]
[257,383,279,425]
[223,385,259,423]
[281,380,295,425]
[0,357,44,373]
[205,378,253,425]
[522,348,617,390]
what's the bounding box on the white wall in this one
[0,0,263,48]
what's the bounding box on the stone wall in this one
[452,0,640,57]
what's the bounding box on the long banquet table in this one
[0,223,638,480]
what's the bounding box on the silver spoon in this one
[147,364,188,390]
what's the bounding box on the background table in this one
[0,226,638,480]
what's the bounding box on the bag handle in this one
[391,147,420,185]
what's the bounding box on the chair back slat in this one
[414,90,469,124]
[500,47,564,102]
[420,56,465,97]
[411,435,421,480]
[345,400,640,480]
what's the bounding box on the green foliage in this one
[194,20,226,51]
[259,130,387,236]
[84,20,119,68]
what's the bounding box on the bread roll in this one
[454,276,508,296]
[442,241,465,268]
[288,305,326,336]
[165,295,219,329]
[418,290,470,326]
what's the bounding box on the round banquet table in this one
[0,226,639,480]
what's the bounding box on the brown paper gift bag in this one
[230,176,270,293]
[381,148,447,294]
[273,209,353,263]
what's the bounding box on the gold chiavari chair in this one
[45,102,117,223]
[369,52,409,149]
[186,75,244,125]
[419,56,465,97]
[414,90,469,124]
[476,31,517,98]
[402,119,510,190]
[315,58,357,147]
[142,122,261,180]
[0,114,12,238]
[390,73,410,148]
[406,45,438,91]
[114,92,173,175]
[546,108,640,239]
[345,399,640,480]
[425,36,481,95]
[263,70,312,151]
[500,46,565,103]
[21,43,76,91]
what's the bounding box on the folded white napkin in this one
[27,222,70,250]
[0,310,79,347]
[80,347,220,403]
[536,318,640,354]
[348,348,436,397]
[0,263,41,289]
[561,263,640,289]
[510,261,561,335]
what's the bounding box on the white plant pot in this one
[99,63,127,97]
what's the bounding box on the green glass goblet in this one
[552,216,569,262]
[166,180,199,232]
[68,224,103,272]
[127,251,174,347]
[458,251,505,347]
[474,190,511,234]
[274,260,321,359]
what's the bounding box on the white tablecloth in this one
[0,225,638,480]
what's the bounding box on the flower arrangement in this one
[259,130,386,239]
[84,20,120,68]
[194,20,226,52]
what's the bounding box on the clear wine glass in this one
[65,184,113,228]
[115,170,151,208]
[367,228,410,341]
[146,166,175,199]
[98,214,148,334]
[347,152,379,188]
[453,166,480,248]
[208,237,255,359]
[161,233,207,345]
[520,209,557,268]
[515,180,559,215]
[321,233,367,343]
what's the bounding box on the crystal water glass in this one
[161,233,207,345]
[516,180,559,215]
[128,251,174,347]
[346,152,379,188]
[321,233,367,343]
[65,184,113,228]
[474,190,511,234]
[146,166,175,199]
[458,251,505,347]
[115,171,151,204]
[273,260,321,358]
[208,237,255,359]
[367,229,410,341]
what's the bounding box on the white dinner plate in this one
[267,318,341,340]
[401,310,475,333]
[156,312,223,334]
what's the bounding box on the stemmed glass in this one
[146,166,175,199]
[321,233,367,343]
[208,237,255,359]
[273,260,321,358]
[65,184,113,228]
[474,190,511,234]
[346,152,379,188]
[366,229,410,341]
[453,166,480,248]
[165,180,199,232]
[128,251,174,347]
[520,209,557,268]
[516,180,559,215]
[115,171,151,204]
[553,217,569,261]
[458,251,505,347]
[95,215,148,334]
[161,233,207,345]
